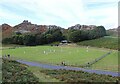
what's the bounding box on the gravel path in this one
[17,60,119,77]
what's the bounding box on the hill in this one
[13,20,48,34]
[77,36,119,50]
[1,20,65,39]
[1,21,101,40]
[106,26,120,37]
[68,24,96,30]
[1,24,13,39]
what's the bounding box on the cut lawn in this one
[2,45,118,72]
[90,50,119,72]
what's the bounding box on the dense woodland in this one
[2,26,106,46]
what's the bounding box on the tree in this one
[69,30,81,42]
[17,35,24,45]
[52,30,63,41]
[12,35,19,44]
[23,34,36,46]
[36,33,47,45]
[46,34,53,43]
[97,26,106,37]
[45,28,63,42]
[2,38,12,44]
[90,26,106,39]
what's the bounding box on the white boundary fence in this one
[83,51,112,67]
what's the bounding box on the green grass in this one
[40,69,119,83]
[77,36,119,50]
[2,45,118,72]
[2,59,39,82]
[3,59,119,83]
[2,45,108,66]
[2,58,60,82]
[28,66,60,82]
[2,44,25,50]
[91,50,119,72]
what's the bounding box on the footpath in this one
[17,60,119,77]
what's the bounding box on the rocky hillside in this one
[68,24,96,30]
[13,20,65,34]
[1,24,13,39]
[106,27,119,36]
[1,20,105,39]
[13,20,47,34]
[1,20,65,39]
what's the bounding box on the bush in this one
[41,69,119,82]
[2,38,13,44]
[2,59,39,83]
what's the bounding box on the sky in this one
[0,0,119,29]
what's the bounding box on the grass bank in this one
[77,36,119,50]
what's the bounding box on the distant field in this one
[2,45,118,72]
[77,36,118,50]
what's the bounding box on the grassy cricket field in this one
[2,44,118,72]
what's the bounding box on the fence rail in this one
[83,51,112,67]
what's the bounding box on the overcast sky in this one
[0,0,119,29]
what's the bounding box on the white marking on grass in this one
[86,46,89,52]
[44,51,46,54]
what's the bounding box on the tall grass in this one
[41,69,119,83]
[2,59,39,83]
